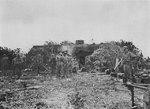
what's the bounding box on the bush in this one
[85,41,124,72]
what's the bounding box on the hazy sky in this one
[0,0,150,57]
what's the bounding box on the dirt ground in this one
[0,72,145,109]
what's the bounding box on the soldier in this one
[71,58,79,74]
[12,54,23,79]
[62,51,68,78]
[48,53,56,77]
[1,54,9,76]
[66,54,73,77]
[122,46,137,83]
[21,54,26,70]
[56,52,64,78]
[32,54,43,75]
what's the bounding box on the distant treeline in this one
[0,47,19,70]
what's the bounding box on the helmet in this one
[123,46,128,51]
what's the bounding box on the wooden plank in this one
[125,82,147,90]
[132,83,150,87]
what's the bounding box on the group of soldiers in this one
[31,51,78,78]
[0,54,25,79]
[0,51,76,79]
[49,51,76,78]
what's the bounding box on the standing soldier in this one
[12,54,23,79]
[1,54,9,76]
[122,46,137,83]
[32,54,43,75]
[22,54,26,70]
[63,51,68,78]
[65,53,72,78]
[72,58,79,74]
[48,53,56,77]
[68,55,73,77]
[56,52,64,78]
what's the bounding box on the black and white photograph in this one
[0,0,150,109]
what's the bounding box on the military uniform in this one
[48,54,56,77]
[13,55,23,79]
[66,55,73,77]
[56,53,64,78]
[62,54,70,78]
[32,54,43,75]
[1,55,9,76]
[123,48,137,83]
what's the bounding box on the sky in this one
[0,0,150,57]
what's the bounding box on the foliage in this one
[55,54,79,78]
[116,40,147,69]
[26,46,45,67]
[0,46,16,70]
[26,41,60,67]
[85,41,124,71]
[44,40,59,54]
[116,40,140,54]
